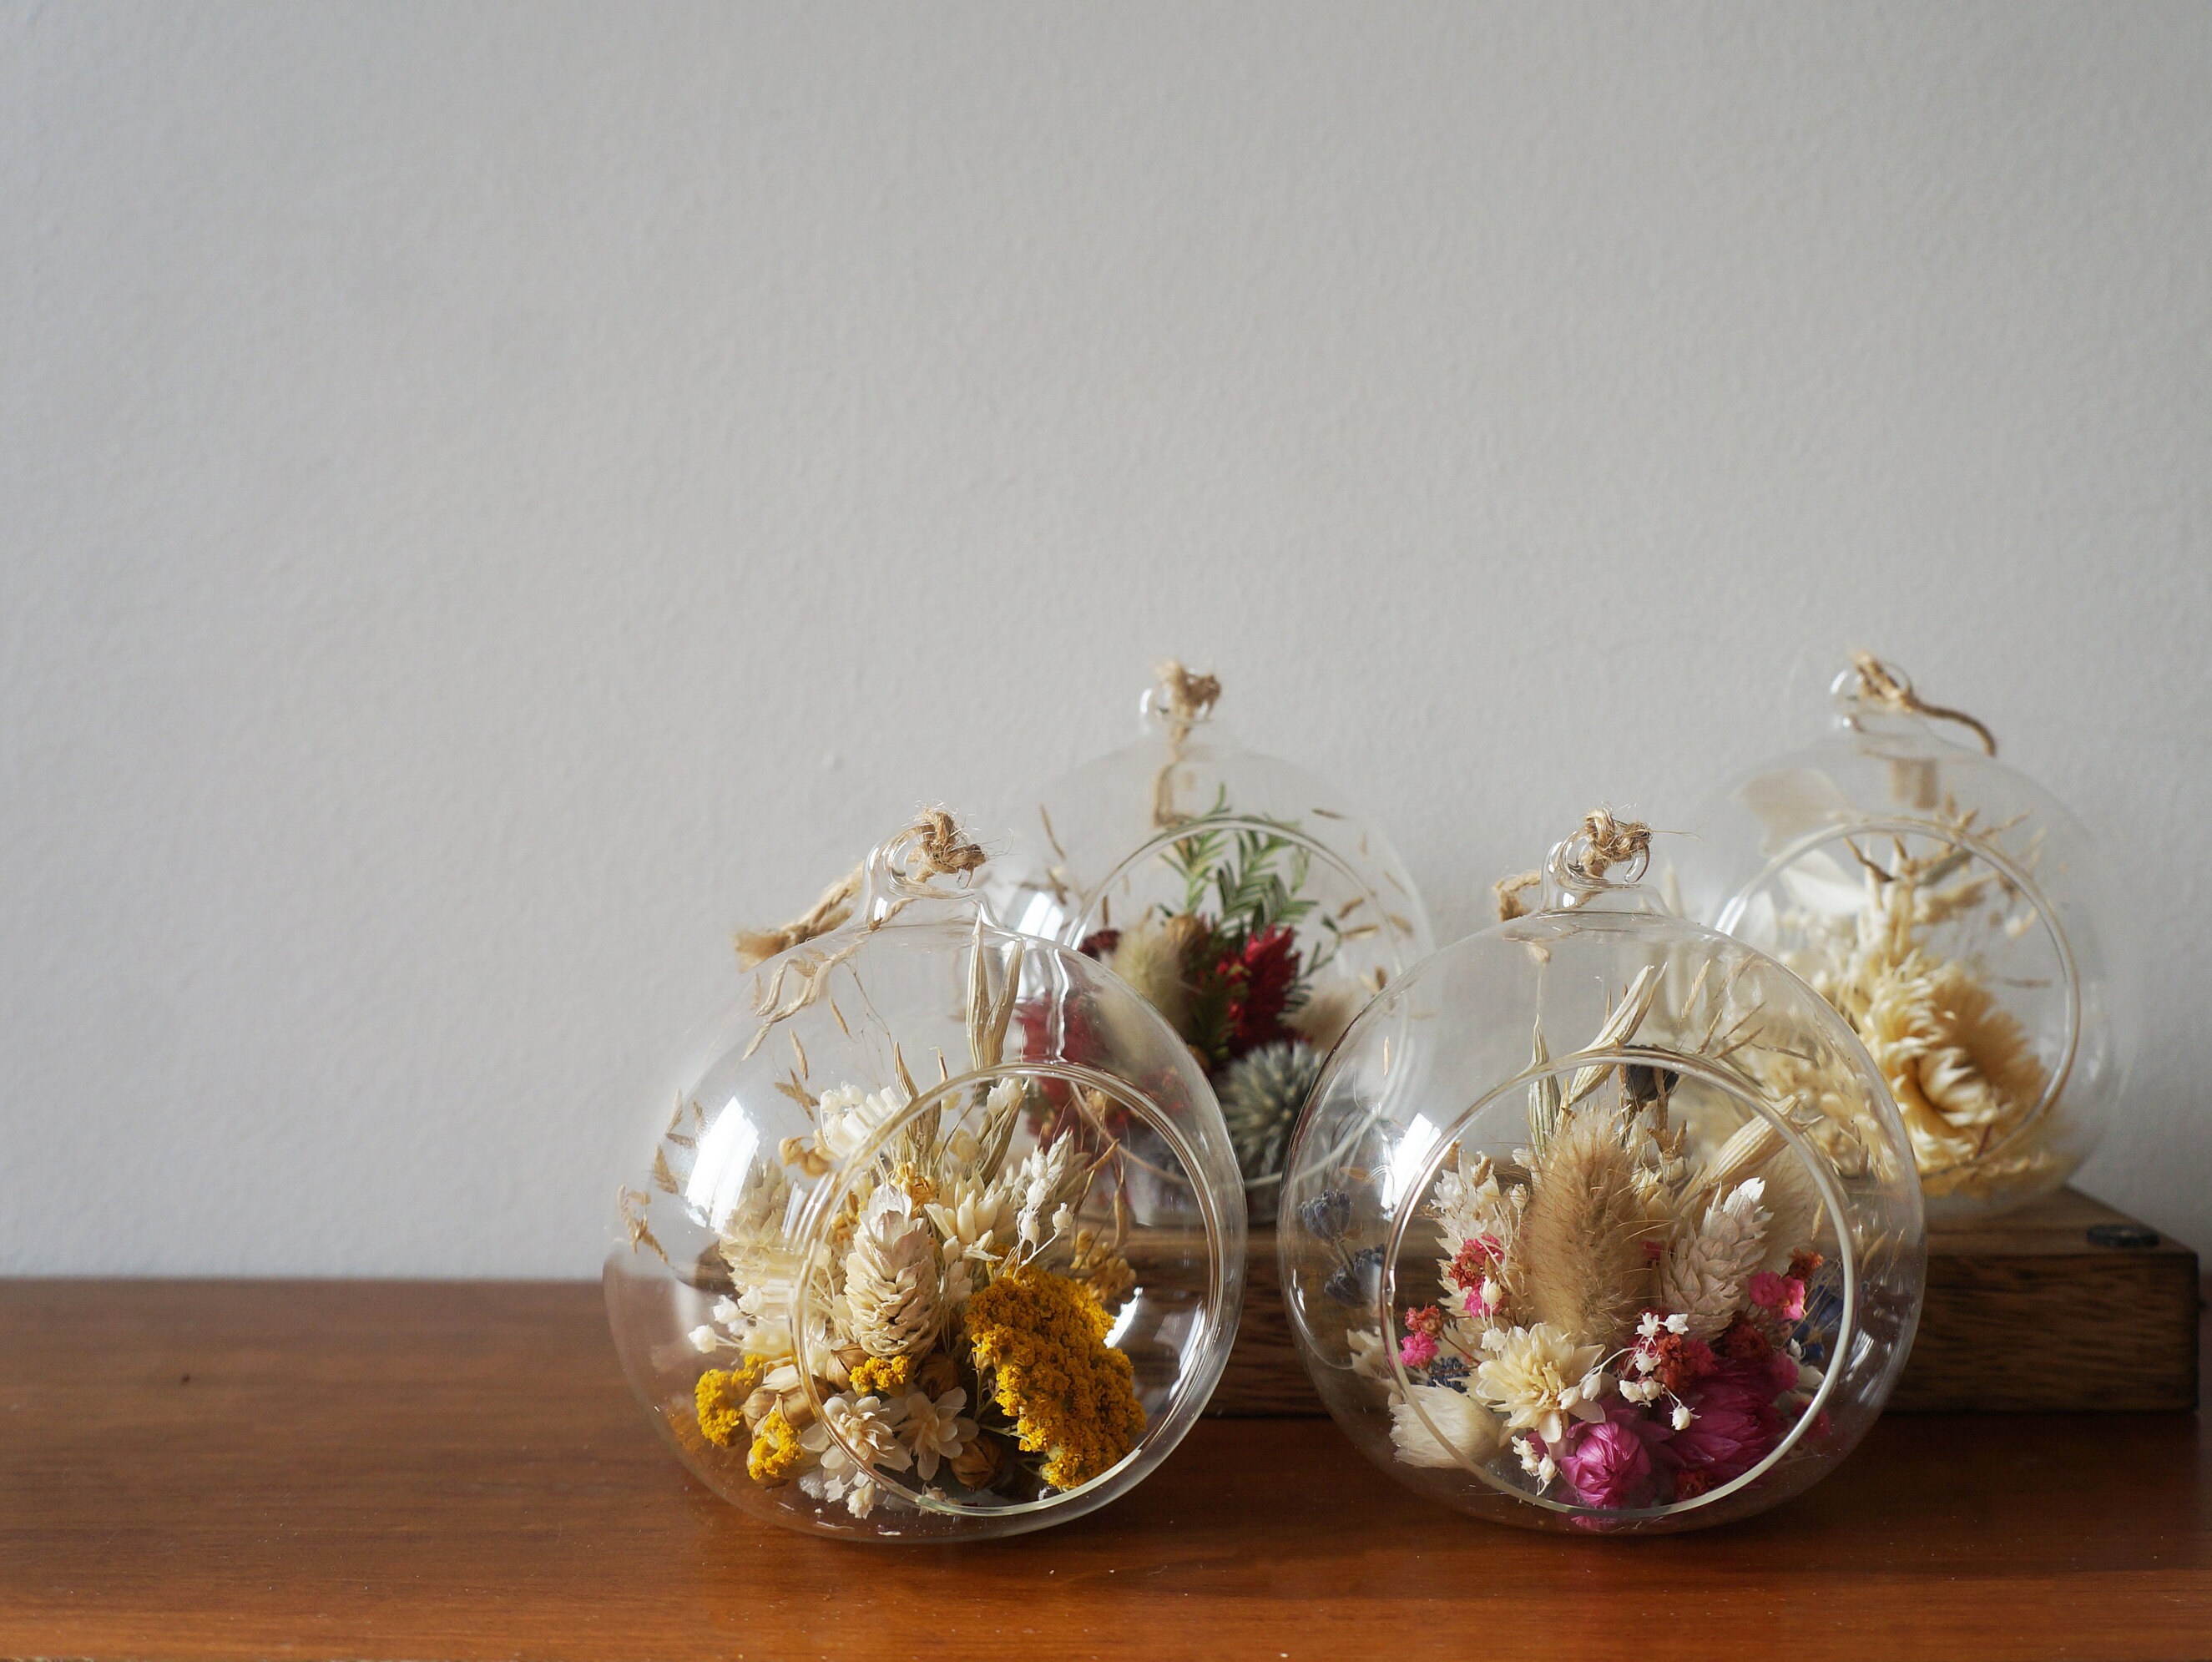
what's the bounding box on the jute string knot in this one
[1149,659,1220,827]
[1497,811,1656,918]
[1849,650,1998,757]
[883,806,988,887]
[1154,660,1220,741]
[1540,809,1656,898]
[1575,811,1652,878]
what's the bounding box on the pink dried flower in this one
[1748,1271,1806,1321]
[1398,1331,1439,1369]
[1555,1406,1667,1511]
[1670,1360,1785,1486]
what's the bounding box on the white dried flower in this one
[898,1387,978,1482]
[1390,1385,1502,1469]
[1659,1178,1770,1340]
[801,1392,911,1508]
[844,1187,941,1357]
[813,1084,910,1165]
[1348,1327,1393,1384]
[688,1325,721,1354]
[1471,1322,1610,1446]
[1009,1136,1084,1257]
[925,1175,1016,1265]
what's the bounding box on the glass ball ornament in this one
[605,814,1247,1542]
[1669,654,2134,1224]
[1279,815,1926,1534]
[987,663,1434,1220]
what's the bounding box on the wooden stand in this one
[1210,1187,2201,1416]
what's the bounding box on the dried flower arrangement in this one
[1699,657,2091,1210]
[1077,800,1354,1200]
[636,812,1154,1523]
[1003,663,1427,1218]
[1312,952,1843,1513]
[682,1073,1145,1520]
[1736,779,2060,1205]
[1781,824,2054,1201]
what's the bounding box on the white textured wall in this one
[5,3,2208,1275]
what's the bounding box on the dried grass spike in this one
[1520,1104,1659,1351]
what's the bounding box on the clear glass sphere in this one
[987,668,1434,1220]
[1669,661,2134,1224]
[606,826,1247,1541]
[1280,825,1926,1533]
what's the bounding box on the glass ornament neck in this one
[1538,817,1666,916]
[854,816,989,929]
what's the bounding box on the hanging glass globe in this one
[1280,814,1926,1533]
[605,813,1247,1540]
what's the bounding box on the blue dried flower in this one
[1298,1188,1353,1243]
[1426,1356,1470,1393]
[1323,1245,1384,1309]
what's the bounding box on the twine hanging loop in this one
[735,807,987,1056]
[1148,659,1221,827]
[1848,651,1998,756]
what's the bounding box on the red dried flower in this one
[1648,1333,1719,1395]
[1447,1235,1503,1289]
[1715,1313,1773,1363]
[1220,925,1300,1055]
[1077,928,1121,959]
[1787,1249,1826,1284]
[1673,1468,1719,1501]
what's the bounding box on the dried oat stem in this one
[1493,869,1544,922]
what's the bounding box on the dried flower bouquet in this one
[1756,809,2058,1202]
[680,1072,1146,1520]
[1313,965,1845,1512]
[1076,797,1363,1197]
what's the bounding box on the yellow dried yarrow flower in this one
[746,1407,806,1483]
[965,1264,1144,1491]
[695,1356,770,1448]
[848,1353,917,1397]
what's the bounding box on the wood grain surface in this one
[1218,1188,2203,1417]
[0,1278,2205,1662]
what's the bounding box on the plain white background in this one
[4,3,2208,1276]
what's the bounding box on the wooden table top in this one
[2,1280,2204,1662]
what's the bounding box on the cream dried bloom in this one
[844,1186,941,1357]
[1472,1322,1610,1445]
[897,1387,978,1481]
[925,1174,1017,1265]
[813,1083,910,1165]
[1391,1385,1502,1469]
[801,1392,911,1507]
